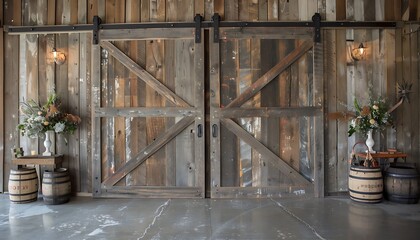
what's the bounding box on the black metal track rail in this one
[5,13,399,43]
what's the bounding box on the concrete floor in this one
[0,195,419,240]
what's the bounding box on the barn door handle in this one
[212,124,218,138]
[197,124,203,138]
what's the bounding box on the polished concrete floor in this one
[0,194,419,240]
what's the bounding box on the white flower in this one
[34,116,45,122]
[351,119,356,127]
[54,122,65,133]
[369,119,376,125]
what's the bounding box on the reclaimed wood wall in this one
[1,0,420,195]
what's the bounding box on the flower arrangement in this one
[18,94,81,138]
[347,96,392,137]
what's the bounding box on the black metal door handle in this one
[212,124,218,138]
[197,124,203,138]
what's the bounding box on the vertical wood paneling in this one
[210,27,221,195]
[35,0,50,188]
[113,0,127,187]
[146,0,166,186]
[0,26,3,192]
[325,30,337,192]
[68,32,81,191]
[22,0,39,157]
[78,0,91,192]
[125,0,142,186]
[335,30,348,192]
[0,0,3,194]
[3,0,419,196]
[4,0,22,192]
[409,26,419,168]
[55,1,70,170]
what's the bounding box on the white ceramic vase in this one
[42,131,54,156]
[365,130,376,153]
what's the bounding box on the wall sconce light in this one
[351,43,367,61]
[52,48,66,65]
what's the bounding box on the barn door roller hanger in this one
[6,13,398,44]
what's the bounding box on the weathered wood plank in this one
[221,119,311,186]
[280,0,299,20]
[113,0,127,187]
[209,28,221,196]
[220,28,313,40]
[91,42,102,197]
[100,41,189,107]
[100,39,113,182]
[125,0,143,187]
[336,30,348,193]
[0,27,3,192]
[237,29,252,187]
[103,117,194,187]
[259,38,278,187]
[23,0,39,157]
[212,186,314,198]
[385,29,396,150]
[68,33,81,192]
[219,42,239,187]
[195,0,204,17]
[134,0,149,187]
[99,28,195,41]
[325,30,337,193]
[174,38,196,186]
[214,0,224,19]
[218,107,322,118]
[99,186,203,198]
[4,0,21,193]
[227,40,313,108]
[313,42,324,197]
[95,107,199,117]
[145,0,166,187]
[163,38,177,186]
[79,33,91,192]
[268,0,278,20]
[165,1,180,187]
[194,29,205,194]
[277,40,294,186]
[55,1,70,169]
[79,0,91,193]
[225,0,239,20]
[409,25,419,168]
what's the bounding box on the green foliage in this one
[17,94,81,138]
[348,96,392,137]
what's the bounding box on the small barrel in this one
[349,166,383,203]
[42,168,71,205]
[8,167,38,203]
[384,164,419,204]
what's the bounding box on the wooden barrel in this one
[42,168,71,205]
[349,166,383,203]
[384,164,419,204]
[8,167,38,203]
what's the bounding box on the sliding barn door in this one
[91,28,205,198]
[209,27,324,198]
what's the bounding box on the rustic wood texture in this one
[3,0,22,193]
[2,0,420,197]
[0,26,3,192]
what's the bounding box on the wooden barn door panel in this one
[92,29,205,198]
[210,28,324,198]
